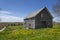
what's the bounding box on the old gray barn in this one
[24,7,53,29]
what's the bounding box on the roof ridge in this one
[24,7,47,19]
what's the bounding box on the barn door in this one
[41,21,47,28]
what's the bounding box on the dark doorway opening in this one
[29,24,31,29]
[41,21,47,28]
[29,24,31,26]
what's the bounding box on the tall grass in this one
[0,23,60,40]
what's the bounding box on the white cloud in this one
[53,17,60,22]
[0,10,23,22]
[0,10,11,14]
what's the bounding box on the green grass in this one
[0,23,60,40]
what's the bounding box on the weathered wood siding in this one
[24,18,35,29]
[24,7,53,29]
[35,8,53,29]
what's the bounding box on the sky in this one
[0,0,58,22]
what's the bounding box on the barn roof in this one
[24,7,52,19]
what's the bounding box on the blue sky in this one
[0,0,58,22]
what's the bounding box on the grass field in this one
[0,22,60,40]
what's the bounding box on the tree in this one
[53,0,60,21]
[53,0,60,17]
[0,8,2,22]
[0,18,1,22]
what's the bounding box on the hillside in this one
[0,22,60,40]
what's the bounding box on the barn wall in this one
[24,19,35,29]
[46,19,53,28]
[35,8,53,28]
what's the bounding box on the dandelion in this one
[19,30,33,35]
[48,29,55,34]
